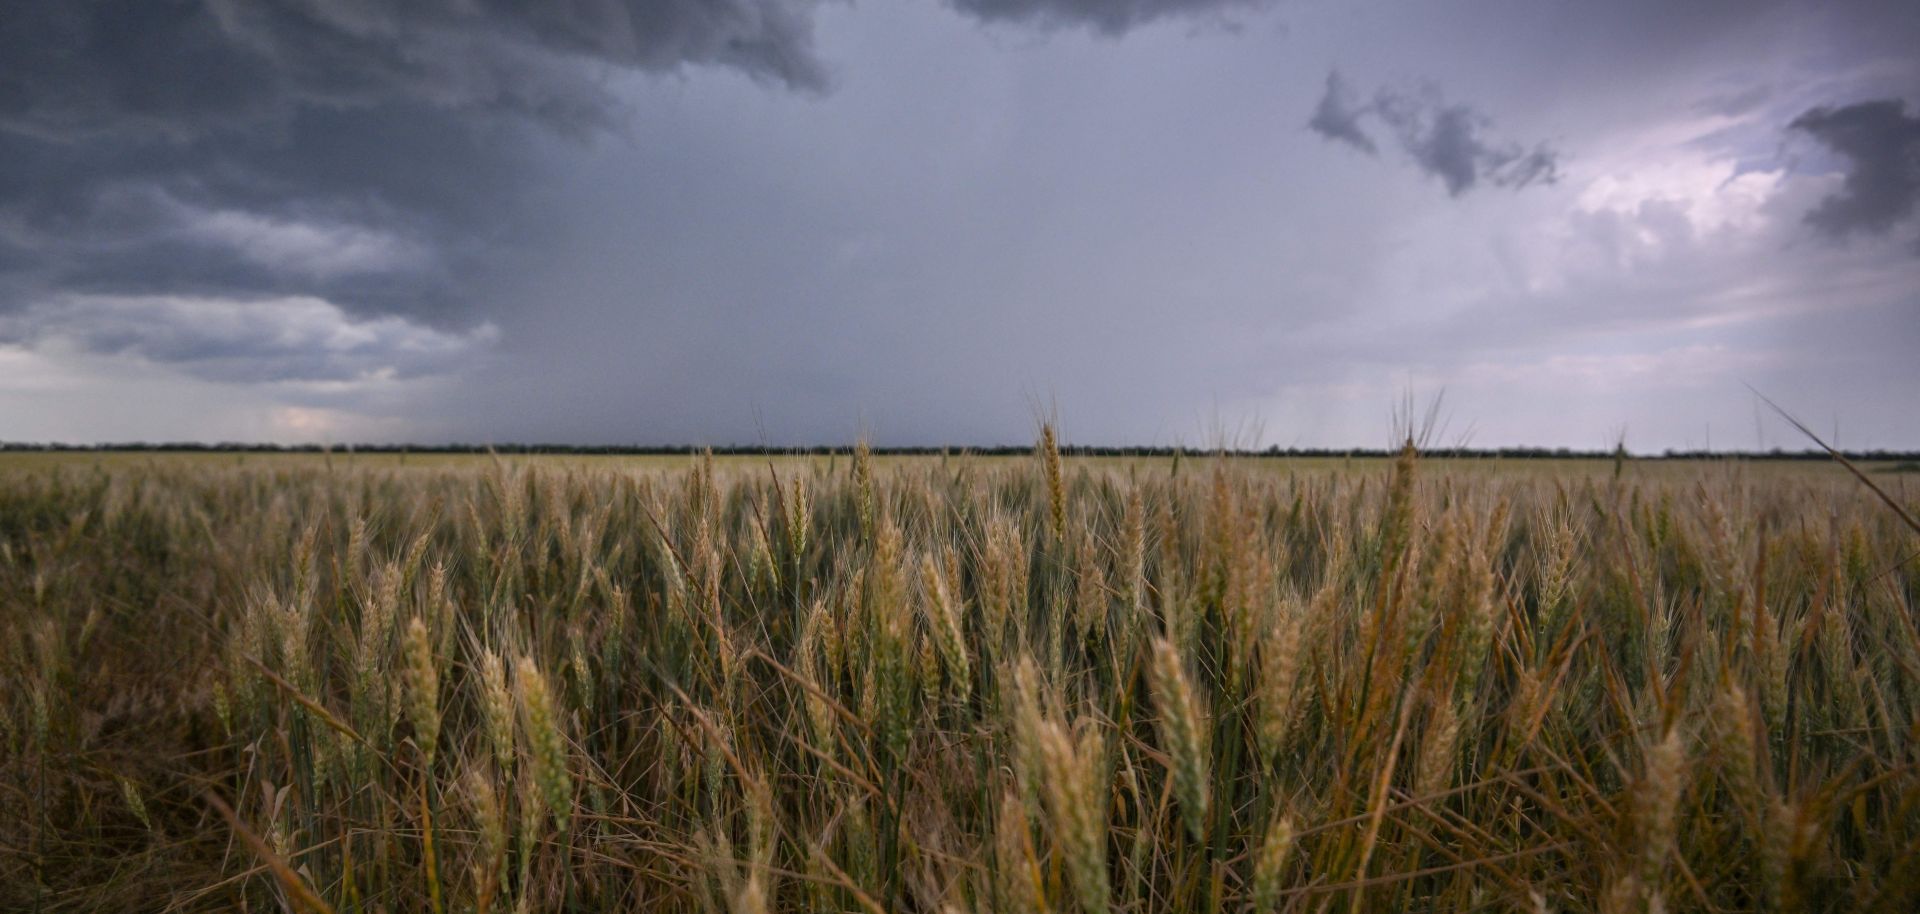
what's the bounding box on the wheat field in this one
[1,440,1916,912]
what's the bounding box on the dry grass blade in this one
[202,791,336,914]
[1750,384,1920,536]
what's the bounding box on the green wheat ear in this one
[1252,805,1295,912]
[402,617,440,766]
[515,655,572,833]
[1148,635,1211,842]
[920,552,971,694]
[1036,716,1109,914]
[477,648,516,775]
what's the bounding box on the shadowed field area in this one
[1,444,1915,911]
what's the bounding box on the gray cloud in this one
[1789,99,1920,238]
[0,108,515,325]
[1307,71,1375,154]
[0,293,498,384]
[948,0,1274,34]
[0,0,837,336]
[1308,72,1560,196]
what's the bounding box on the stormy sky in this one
[1,0,1916,449]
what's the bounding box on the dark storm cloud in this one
[1789,99,1920,238]
[0,0,833,142]
[1308,72,1560,196]
[0,0,836,334]
[0,107,516,329]
[948,0,1275,34]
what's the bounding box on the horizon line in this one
[5,442,1918,462]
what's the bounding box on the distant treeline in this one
[3,441,1917,462]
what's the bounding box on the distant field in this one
[1,440,1915,911]
[0,446,1902,481]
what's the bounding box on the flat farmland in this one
[1,444,1915,911]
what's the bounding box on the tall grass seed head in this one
[1148,636,1210,841]
[515,655,573,833]
[402,616,441,765]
